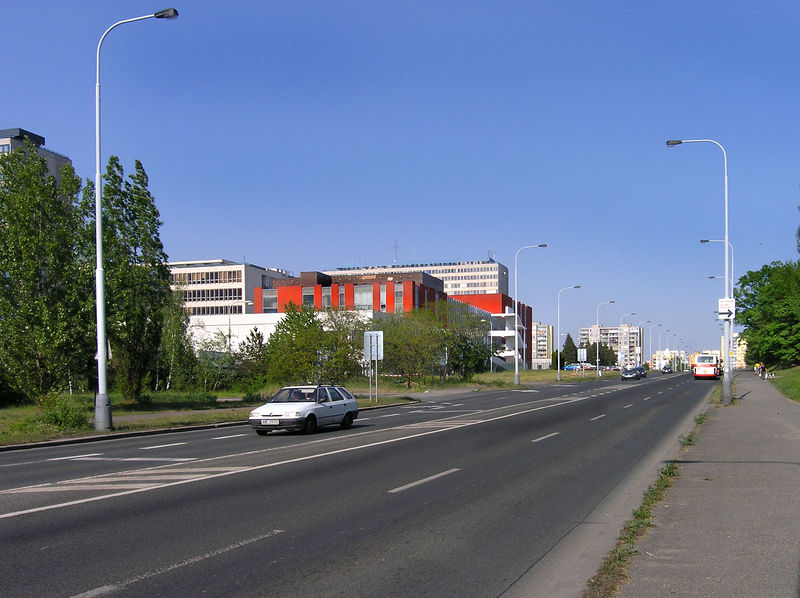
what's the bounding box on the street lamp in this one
[94,8,179,431]
[649,323,661,368]
[658,328,670,367]
[595,300,615,376]
[667,138,732,402]
[513,243,547,384]
[701,239,734,297]
[556,285,580,381]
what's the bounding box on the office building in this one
[579,323,643,368]
[326,259,509,296]
[169,259,289,316]
[0,128,71,183]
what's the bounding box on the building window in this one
[380,283,387,312]
[302,286,314,306]
[321,287,332,309]
[354,285,373,310]
[394,285,403,312]
[262,289,278,313]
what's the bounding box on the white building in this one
[579,324,643,368]
[326,259,509,296]
[169,259,290,316]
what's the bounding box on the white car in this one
[248,385,359,435]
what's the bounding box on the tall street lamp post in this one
[649,323,661,368]
[94,8,179,431]
[513,244,547,385]
[556,285,580,381]
[667,138,732,402]
[595,300,615,376]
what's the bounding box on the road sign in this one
[577,348,587,362]
[364,331,384,360]
[717,298,735,320]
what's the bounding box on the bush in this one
[37,394,90,429]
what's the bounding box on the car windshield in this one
[696,356,716,364]
[269,388,316,403]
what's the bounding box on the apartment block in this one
[0,128,71,183]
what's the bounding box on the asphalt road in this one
[0,372,710,598]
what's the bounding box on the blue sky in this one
[4,1,799,353]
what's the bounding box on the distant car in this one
[635,366,647,378]
[564,363,582,371]
[661,365,673,374]
[248,385,359,435]
[621,367,641,381]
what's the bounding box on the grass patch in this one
[583,462,681,597]
[768,365,800,402]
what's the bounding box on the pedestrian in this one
[759,363,767,380]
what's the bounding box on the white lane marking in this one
[378,413,400,418]
[70,529,285,598]
[47,454,103,461]
[643,396,652,401]
[516,389,539,393]
[532,432,559,443]
[388,468,461,494]
[623,404,634,409]
[590,414,607,421]
[211,434,249,440]
[139,443,186,450]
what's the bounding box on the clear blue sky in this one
[4,1,799,353]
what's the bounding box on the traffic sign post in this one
[718,297,735,320]
[364,331,384,402]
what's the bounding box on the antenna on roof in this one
[393,239,399,264]
[488,248,495,262]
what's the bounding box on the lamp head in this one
[666,140,683,146]
[154,8,179,19]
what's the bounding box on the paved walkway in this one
[620,371,800,597]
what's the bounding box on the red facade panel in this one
[254,287,263,314]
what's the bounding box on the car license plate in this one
[261,419,279,425]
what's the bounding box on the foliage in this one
[316,309,369,382]
[195,331,237,391]
[553,333,578,368]
[80,157,172,403]
[264,303,326,385]
[0,141,94,403]
[376,312,438,388]
[581,341,617,367]
[736,260,800,367]
[36,393,90,429]
[155,289,196,391]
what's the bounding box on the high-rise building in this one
[326,259,509,296]
[0,128,71,183]
[579,323,643,368]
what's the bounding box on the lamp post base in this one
[94,394,113,431]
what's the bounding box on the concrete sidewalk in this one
[620,371,800,597]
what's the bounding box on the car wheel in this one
[255,430,268,436]
[302,415,317,434]
[340,412,354,430]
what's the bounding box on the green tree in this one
[317,309,368,383]
[0,141,93,403]
[156,289,196,391]
[237,327,268,383]
[736,260,800,367]
[561,333,578,366]
[264,303,326,385]
[377,312,439,388]
[195,330,236,391]
[81,156,172,403]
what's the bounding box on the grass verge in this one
[583,398,712,597]
[768,365,800,402]
[582,462,681,598]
